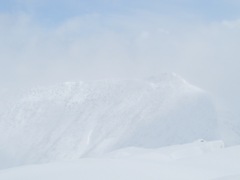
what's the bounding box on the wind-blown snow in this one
[0,73,218,168]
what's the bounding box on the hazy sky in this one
[1,0,240,116]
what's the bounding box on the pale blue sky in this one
[1,0,240,24]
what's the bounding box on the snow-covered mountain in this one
[0,73,218,168]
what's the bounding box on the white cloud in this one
[1,12,240,116]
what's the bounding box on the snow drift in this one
[0,73,218,168]
[1,141,239,180]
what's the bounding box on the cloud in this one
[1,9,240,115]
[1,0,240,144]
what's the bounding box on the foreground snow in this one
[0,141,239,180]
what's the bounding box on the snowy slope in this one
[0,141,239,180]
[0,73,218,168]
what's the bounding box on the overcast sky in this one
[1,0,240,117]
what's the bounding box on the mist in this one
[1,0,240,123]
